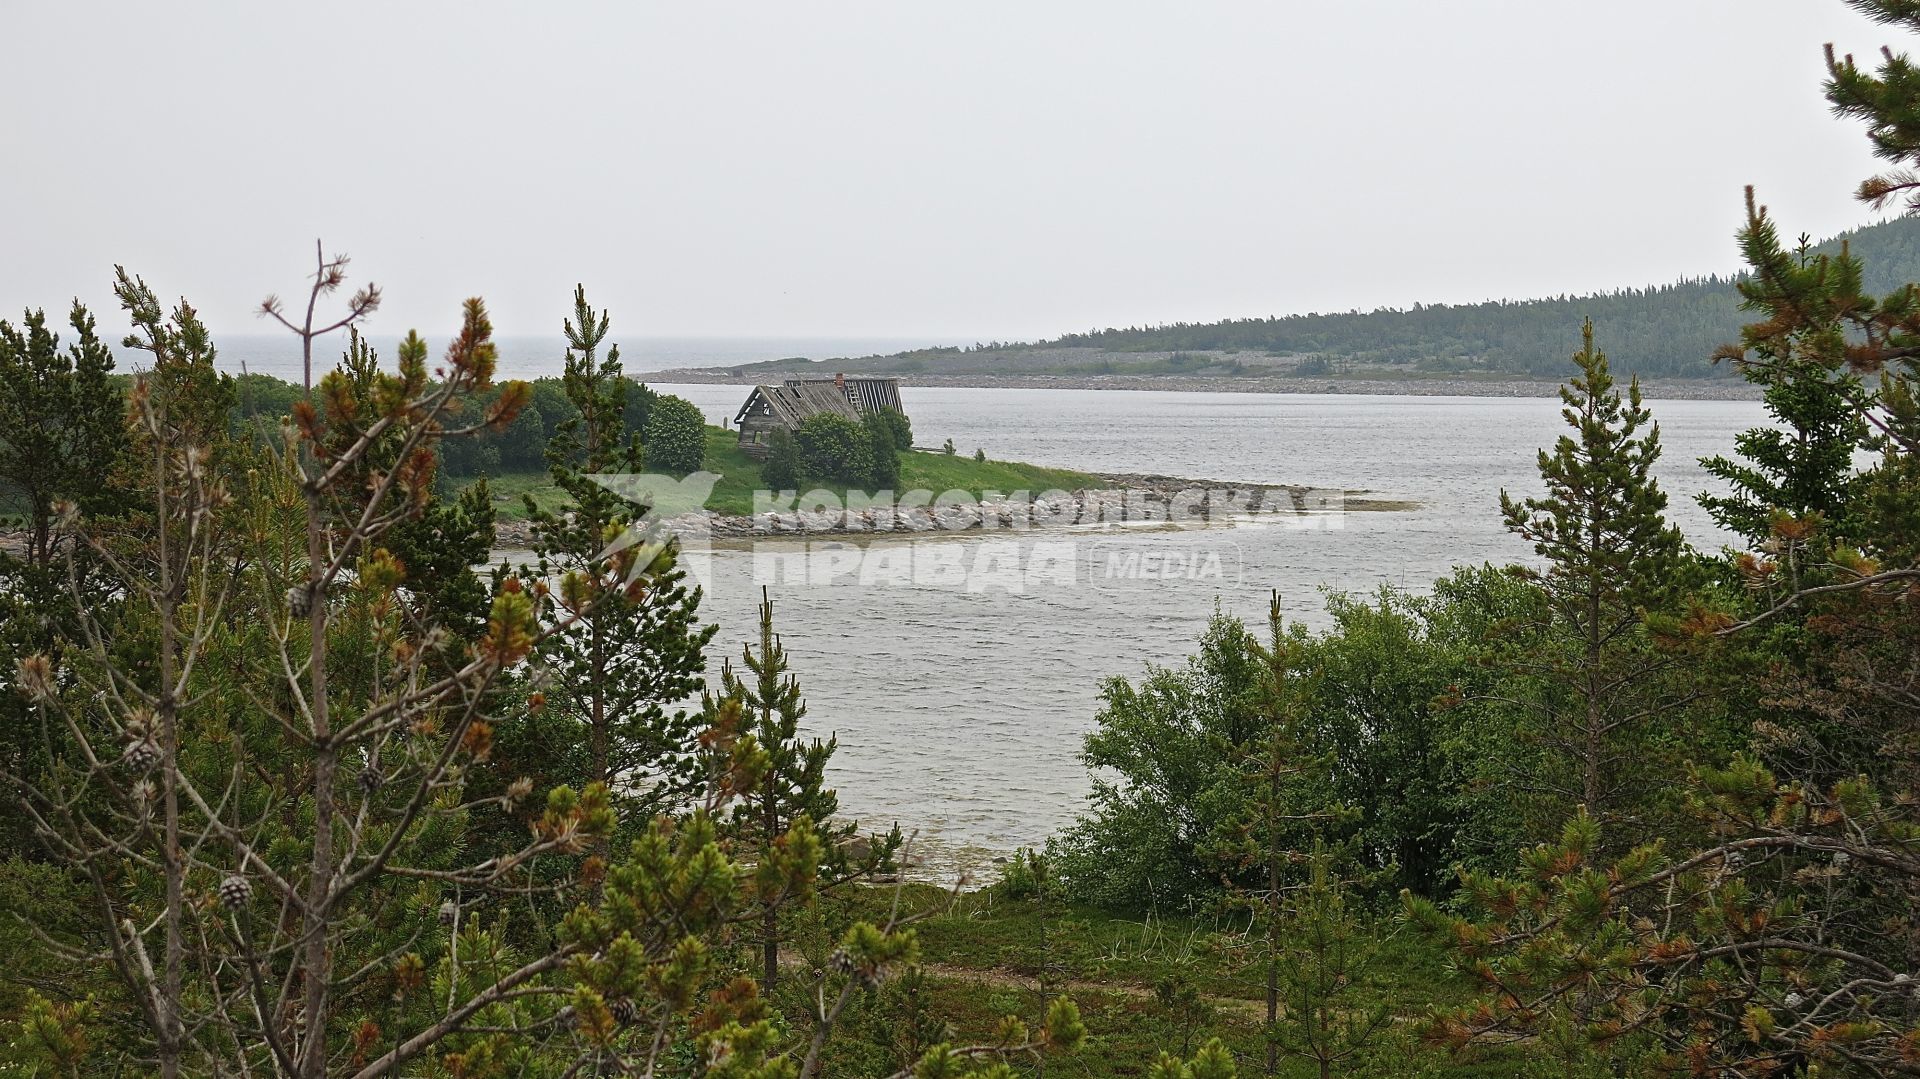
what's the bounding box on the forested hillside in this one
[1046,216,1920,376]
[724,216,1920,380]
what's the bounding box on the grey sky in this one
[0,1,1902,342]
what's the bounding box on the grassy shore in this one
[789,882,1520,1077]
[469,426,1104,519]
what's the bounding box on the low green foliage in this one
[644,392,706,473]
[762,426,801,491]
[794,413,873,485]
[799,882,1514,1078]
[473,425,1101,518]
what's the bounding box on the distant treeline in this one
[1021,217,1920,378]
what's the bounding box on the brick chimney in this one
[834,371,846,391]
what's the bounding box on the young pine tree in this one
[0,302,128,567]
[1700,233,1870,547]
[719,587,898,990]
[1209,593,1354,1078]
[525,286,715,816]
[1498,320,1690,830]
[333,328,499,635]
[1269,842,1388,1079]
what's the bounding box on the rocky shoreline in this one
[652,369,1763,401]
[492,472,1411,548]
[6,475,1413,556]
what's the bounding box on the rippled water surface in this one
[648,385,1766,869]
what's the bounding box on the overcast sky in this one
[0,1,1905,343]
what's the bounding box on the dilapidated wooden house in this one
[732,374,905,458]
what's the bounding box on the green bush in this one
[794,413,873,486]
[988,847,1061,902]
[622,377,658,442]
[496,402,546,470]
[762,427,800,491]
[862,411,901,488]
[1048,613,1273,911]
[644,394,706,473]
[1050,573,1548,912]
[876,407,912,450]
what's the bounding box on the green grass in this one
[461,426,1104,520]
[789,883,1532,1078]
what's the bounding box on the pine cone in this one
[358,766,384,794]
[123,738,161,771]
[609,998,637,1026]
[438,899,457,925]
[218,875,252,910]
[287,585,312,618]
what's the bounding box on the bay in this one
[644,385,1768,872]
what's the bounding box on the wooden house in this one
[732,373,905,458]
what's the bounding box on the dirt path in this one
[911,962,1271,1021]
[779,949,1269,1020]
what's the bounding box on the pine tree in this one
[0,266,1085,1079]
[1410,774,1920,1077]
[725,587,836,992]
[1700,236,1870,547]
[1269,843,1388,1079]
[332,328,499,635]
[719,587,898,990]
[0,302,127,568]
[525,286,715,816]
[256,239,380,392]
[0,301,131,853]
[1715,15,1920,797]
[1499,320,1690,828]
[1210,593,1354,1077]
[1699,365,1867,546]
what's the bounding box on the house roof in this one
[734,381,861,428]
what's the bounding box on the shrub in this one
[988,847,1061,902]
[794,413,872,485]
[942,438,955,456]
[644,394,705,473]
[762,427,800,491]
[621,377,658,441]
[974,447,986,463]
[876,407,912,450]
[862,411,901,488]
[1049,613,1273,911]
[495,402,546,470]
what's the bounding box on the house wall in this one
[736,412,781,459]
